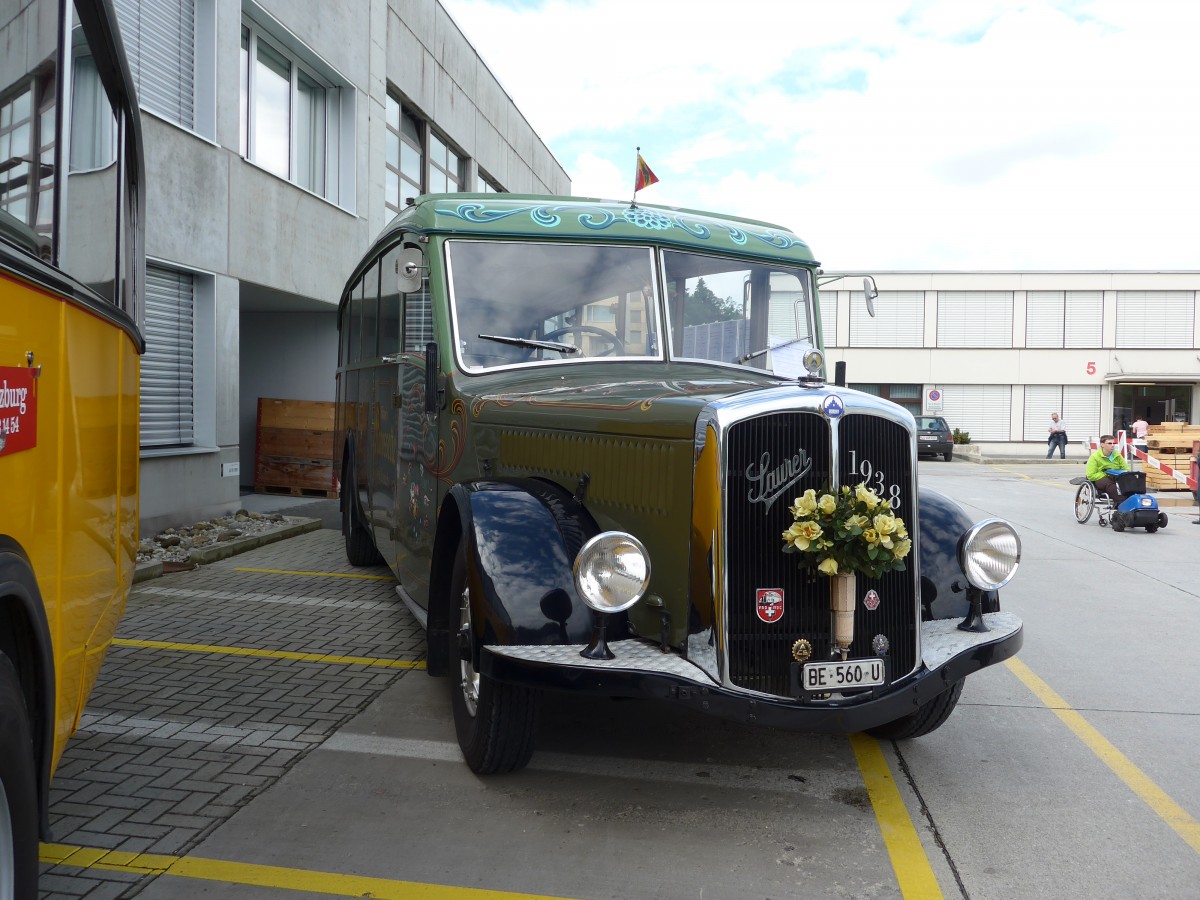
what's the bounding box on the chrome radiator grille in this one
[723,410,917,697]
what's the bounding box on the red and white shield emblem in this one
[863,589,881,611]
[756,588,785,623]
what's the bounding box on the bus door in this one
[379,242,437,603]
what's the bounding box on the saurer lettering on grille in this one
[746,448,812,513]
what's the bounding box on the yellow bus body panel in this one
[1,270,139,773]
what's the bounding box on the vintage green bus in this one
[334,195,1022,774]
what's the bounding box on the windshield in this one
[665,250,815,375]
[447,240,815,374]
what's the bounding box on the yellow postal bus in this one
[0,0,143,892]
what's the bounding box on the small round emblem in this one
[791,638,812,663]
[821,395,844,419]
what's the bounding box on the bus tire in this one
[342,481,383,567]
[448,543,538,774]
[865,679,964,741]
[0,652,39,899]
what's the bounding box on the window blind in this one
[141,264,195,446]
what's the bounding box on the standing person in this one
[1086,435,1129,502]
[1046,412,1068,459]
[1130,412,1149,453]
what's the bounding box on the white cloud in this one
[442,0,1200,269]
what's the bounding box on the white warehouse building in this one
[114,0,569,534]
[818,271,1200,449]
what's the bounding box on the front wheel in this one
[1074,481,1095,524]
[449,543,538,774]
[0,653,39,900]
[866,679,964,740]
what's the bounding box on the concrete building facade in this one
[818,271,1200,451]
[118,0,569,534]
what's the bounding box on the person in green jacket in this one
[1086,435,1129,503]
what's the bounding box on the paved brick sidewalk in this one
[39,529,421,899]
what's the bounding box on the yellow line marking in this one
[849,733,944,899]
[112,638,424,670]
[1006,657,1200,854]
[234,566,395,581]
[40,843,576,899]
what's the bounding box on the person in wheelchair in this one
[1086,435,1129,502]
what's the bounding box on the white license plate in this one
[919,435,937,441]
[803,658,885,691]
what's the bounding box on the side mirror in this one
[397,248,427,293]
[862,276,878,318]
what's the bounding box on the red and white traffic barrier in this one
[1084,431,1198,492]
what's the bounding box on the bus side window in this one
[360,261,381,360]
[347,275,364,363]
[379,246,402,356]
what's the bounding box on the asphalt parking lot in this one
[35,463,1200,898]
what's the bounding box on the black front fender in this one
[918,487,1000,620]
[432,479,609,671]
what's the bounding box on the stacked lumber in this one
[254,398,336,497]
[1143,424,1200,492]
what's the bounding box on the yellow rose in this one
[817,493,837,515]
[878,534,894,550]
[846,514,870,531]
[894,538,912,559]
[817,557,839,575]
[873,514,898,535]
[782,519,823,551]
[863,528,879,545]
[855,483,880,510]
[790,489,818,518]
[895,519,908,539]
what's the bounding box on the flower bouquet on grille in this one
[781,484,912,658]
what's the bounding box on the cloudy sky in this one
[440,0,1199,271]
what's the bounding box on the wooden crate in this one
[1146,424,1200,451]
[254,398,336,497]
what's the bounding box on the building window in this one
[937,291,1013,348]
[477,168,503,192]
[1115,291,1194,348]
[113,0,213,135]
[240,17,351,206]
[1026,291,1102,348]
[141,265,195,447]
[849,291,923,347]
[385,92,468,221]
[849,383,922,416]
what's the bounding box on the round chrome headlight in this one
[958,518,1021,591]
[573,532,650,614]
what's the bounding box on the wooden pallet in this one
[254,483,338,499]
[254,398,336,496]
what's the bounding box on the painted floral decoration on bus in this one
[434,202,807,253]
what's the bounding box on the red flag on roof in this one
[634,152,659,193]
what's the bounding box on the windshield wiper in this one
[736,336,812,364]
[478,334,580,355]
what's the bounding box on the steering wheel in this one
[541,325,625,357]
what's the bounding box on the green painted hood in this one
[454,362,780,439]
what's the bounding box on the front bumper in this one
[481,612,1022,733]
[917,438,953,455]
